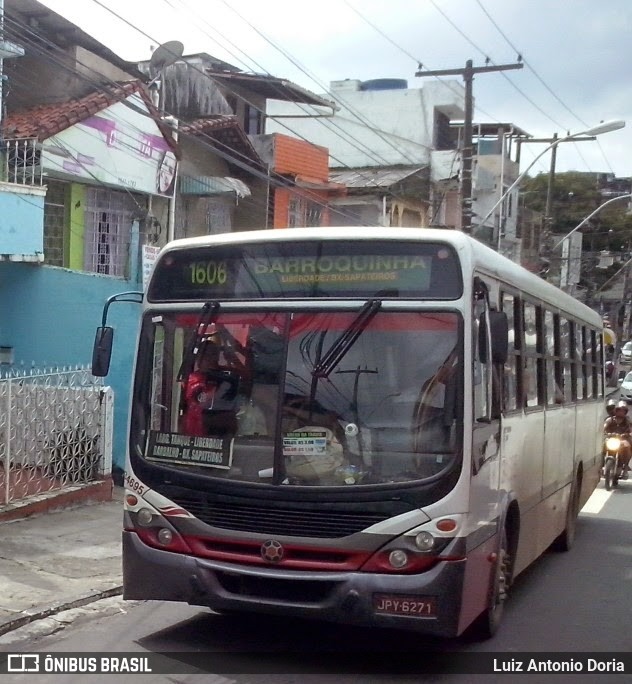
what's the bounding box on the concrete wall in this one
[7,45,136,109]
[0,262,140,473]
[266,80,465,169]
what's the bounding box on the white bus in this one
[93,227,603,638]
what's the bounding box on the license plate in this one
[373,593,437,617]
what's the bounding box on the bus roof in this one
[157,227,602,327]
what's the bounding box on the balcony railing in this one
[1,137,43,186]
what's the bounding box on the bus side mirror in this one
[92,326,114,377]
[489,311,508,364]
[479,311,509,364]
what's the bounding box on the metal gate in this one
[0,366,113,506]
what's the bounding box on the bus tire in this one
[553,476,580,552]
[471,527,510,640]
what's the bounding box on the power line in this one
[83,0,433,215]
[341,0,500,124]
[416,59,524,234]
[3,14,366,226]
[473,0,616,175]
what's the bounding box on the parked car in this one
[619,371,632,403]
[619,341,632,366]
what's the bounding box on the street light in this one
[475,119,626,232]
[551,193,632,251]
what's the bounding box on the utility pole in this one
[517,133,597,283]
[0,0,25,138]
[415,59,523,234]
[516,133,596,232]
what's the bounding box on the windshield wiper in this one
[177,300,221,381]
[311,299,382,379]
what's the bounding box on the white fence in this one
[0,366,113,506]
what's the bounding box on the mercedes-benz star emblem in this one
[261,539,284,562]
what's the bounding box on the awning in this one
[178,175,251,198]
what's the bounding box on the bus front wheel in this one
[471,527,510,640]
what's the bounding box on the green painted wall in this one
[68,183,86,270]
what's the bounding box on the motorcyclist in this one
[605,398,617,418]
[603,400,632,480]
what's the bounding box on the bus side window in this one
[473,300,490,422]
[501,292,519,412]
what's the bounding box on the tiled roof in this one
[179,116,238,135]
[1,81,176,152]
[180,116,265,171]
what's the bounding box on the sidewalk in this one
[0,487,124,638]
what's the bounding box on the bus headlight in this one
[157,528,173,546]
[137,508,153,526]
[414,531,435,551]
[388,549,409,568]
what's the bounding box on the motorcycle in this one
[605,360,615,380]
[603,433,626,490]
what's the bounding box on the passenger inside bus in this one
[412,348,458,454]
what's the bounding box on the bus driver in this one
[180,335,238,437]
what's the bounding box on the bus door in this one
[470,279,503,519]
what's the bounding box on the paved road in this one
[2,480,631,683]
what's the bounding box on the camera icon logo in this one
[7,654,40,673]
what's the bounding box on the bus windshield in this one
[131,309,462,488]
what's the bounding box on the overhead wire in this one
[340,0,496,224]
[3,13,368,227]
[167,0,437,183]
[85,0,434,217]
[90,0,402,167]
[428,0,605,176]
[341,0,501,123]
[214,0,432,165]
[473,0,616,176]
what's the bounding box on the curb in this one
[0,479,114,524]
[0,586,124,637]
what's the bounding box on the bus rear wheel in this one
[553,477,580,552]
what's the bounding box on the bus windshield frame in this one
[130,305,464,492]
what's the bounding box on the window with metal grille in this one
[288,198,302,227]
[288,197,322,227]
[305,202,322,226]
[84,188,138,277]
[43,181,68,266]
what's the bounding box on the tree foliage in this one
[522,171,632,253]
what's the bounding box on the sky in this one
[38,0,632,180]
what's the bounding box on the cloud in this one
[38,0,632,175]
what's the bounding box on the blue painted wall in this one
[0,186,45,256]
[0,262,141,473]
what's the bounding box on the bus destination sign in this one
[146,431,233,470]
[147,241,462,301]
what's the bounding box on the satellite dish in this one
[149,40,184,78]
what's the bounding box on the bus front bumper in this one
[123,531,467,637]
